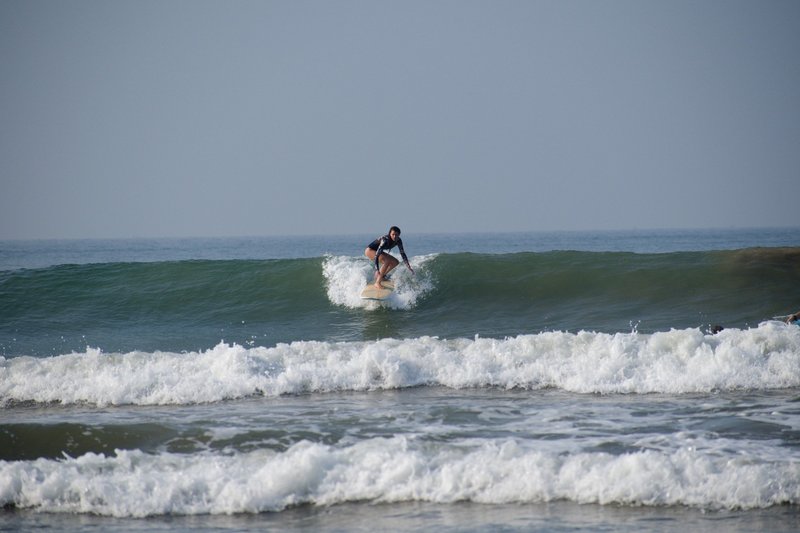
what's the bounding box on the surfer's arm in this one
[397,239,414,273]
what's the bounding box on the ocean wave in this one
[3,248,800,356]
[2,322,798,407]
[1,434,797,516]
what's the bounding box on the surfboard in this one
[360,279,395,300]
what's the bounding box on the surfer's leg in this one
[381,254,399,273]
[365,248,383,288]
[375,254,399,288]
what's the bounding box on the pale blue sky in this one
[2,0,799,239]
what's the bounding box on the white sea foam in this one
[1,434,797,516]
[1,322,798,406]
[322,254,435,309]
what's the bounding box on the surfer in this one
[786,311,800,325]
[365,226,414,289]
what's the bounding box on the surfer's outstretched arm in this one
[396,239,414,274]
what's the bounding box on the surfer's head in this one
[389,226,401,237]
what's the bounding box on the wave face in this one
[2,322,798,407]
[2,247,799,356]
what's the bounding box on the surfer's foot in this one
[373,282,383,290]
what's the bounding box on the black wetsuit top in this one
[367,234,409,271]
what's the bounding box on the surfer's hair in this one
[390,226,401,235]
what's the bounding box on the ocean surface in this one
[1,228,799,532]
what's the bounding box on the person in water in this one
[365,226,414,289]
[786,311,800,325]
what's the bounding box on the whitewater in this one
[2,323,800,406]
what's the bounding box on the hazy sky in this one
[2,0,799,239]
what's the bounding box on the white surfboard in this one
[360,279,395,300]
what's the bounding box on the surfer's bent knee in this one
[382,254,399,268]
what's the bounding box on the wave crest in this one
[2,435,797,516]
[2,322,798,407]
